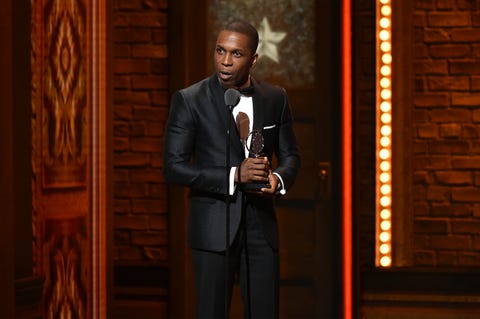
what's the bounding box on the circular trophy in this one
[246,129,264,158]
[243,129,271,191]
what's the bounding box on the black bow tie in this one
[239,85,254,96]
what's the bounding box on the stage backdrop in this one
[31,0,108,318]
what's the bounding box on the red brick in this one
[437,251,457,266]
[414,219,449,233]
[414,171,433,184]
[133,106,168,121]
[452,220,480,234]
[114,170,129,182]
[130,123,146,136]
[113,44,131,58]
[130,169,163,183]
[451,29,480,42]
[114,121,130,136]
[145,123,164,137]
[132,44,168,58]
[462,124,480,138]
[417,124,438,138]
[431,234,472,249]
[131,137,162,152]
[435,171,472,185]
[132,199,167,214]
[114,153,150,167]
[114,246,144,261]
[450,60,480,74]
[115,215,150,230]
[114,137,130,151]
[115,0,142,11]
[474,109,480,122]
[436,0,456,9]
[430,109,471,122]
[472,76,480,91]
[413,185,428,201]
[132,75,168,90]
[431,203,454,216]
[150,215,168,230]
[414,93,450,107]
[452,156,480,169]
[413,156,452,169]
[114,199,131,214]
[114,91,151,105]
[114,59,151,74]
[114,28,152,43]
[423,29,450,43]
[144,247,168,261]
[414,13,427,27]
[429,44,470,58]
[439,123,461,138]
[414,202,430,216]
[114,75,131,89]
[452,92,480,106]
[414,60,448,74]
[428,76,469,91]
[428,140,470,154]
[451,187,480,202]
[427,12,471,27]
[457,253,480,266]
[114,183,149,198]
[152,30,168,43]
[451,204,474,216]
[131,231,167,246]
[143,0,168,10]
[114,105,133,120]
[414,251,435,266]
[426,185,451,201]
[152,91,169,105]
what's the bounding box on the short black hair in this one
[222,19,259,54]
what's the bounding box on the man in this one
[163,19,300,318]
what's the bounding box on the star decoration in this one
[256,17,287,63]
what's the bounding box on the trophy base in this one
[242,182,271,192]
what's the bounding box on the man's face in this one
[214,30,257,89]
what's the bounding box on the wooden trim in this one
[391,0,414,267]
[91,0,112,317]
[0,0,15,316]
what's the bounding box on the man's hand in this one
[261,172,279,195]
[236,156,270,184]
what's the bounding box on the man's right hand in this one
[236,156,270,184]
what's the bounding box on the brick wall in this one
[112,0,170,312]
[413,0,480,267]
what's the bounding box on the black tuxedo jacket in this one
[163,74,300,252]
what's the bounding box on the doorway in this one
[168,1,343,318]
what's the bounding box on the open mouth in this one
[219,71,232,81]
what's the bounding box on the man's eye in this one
[216,48,224,54]
[233,52,242,57]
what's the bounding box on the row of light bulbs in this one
[376,0,392,268]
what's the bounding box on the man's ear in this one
[251,53,258,68]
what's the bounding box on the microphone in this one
[224,88,241,108]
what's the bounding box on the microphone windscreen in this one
[224,88,241,107]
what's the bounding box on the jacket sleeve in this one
[162,90,228,195]
[273,90,301,191]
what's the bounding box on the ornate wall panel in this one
[31,0,107,318]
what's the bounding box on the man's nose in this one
[222,53,233,65]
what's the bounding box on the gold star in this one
[257,17,286,63]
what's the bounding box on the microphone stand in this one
[225,103,233,318]
[223,88,240,318]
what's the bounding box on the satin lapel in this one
[208,75,244,158]
[252,81,265,134]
